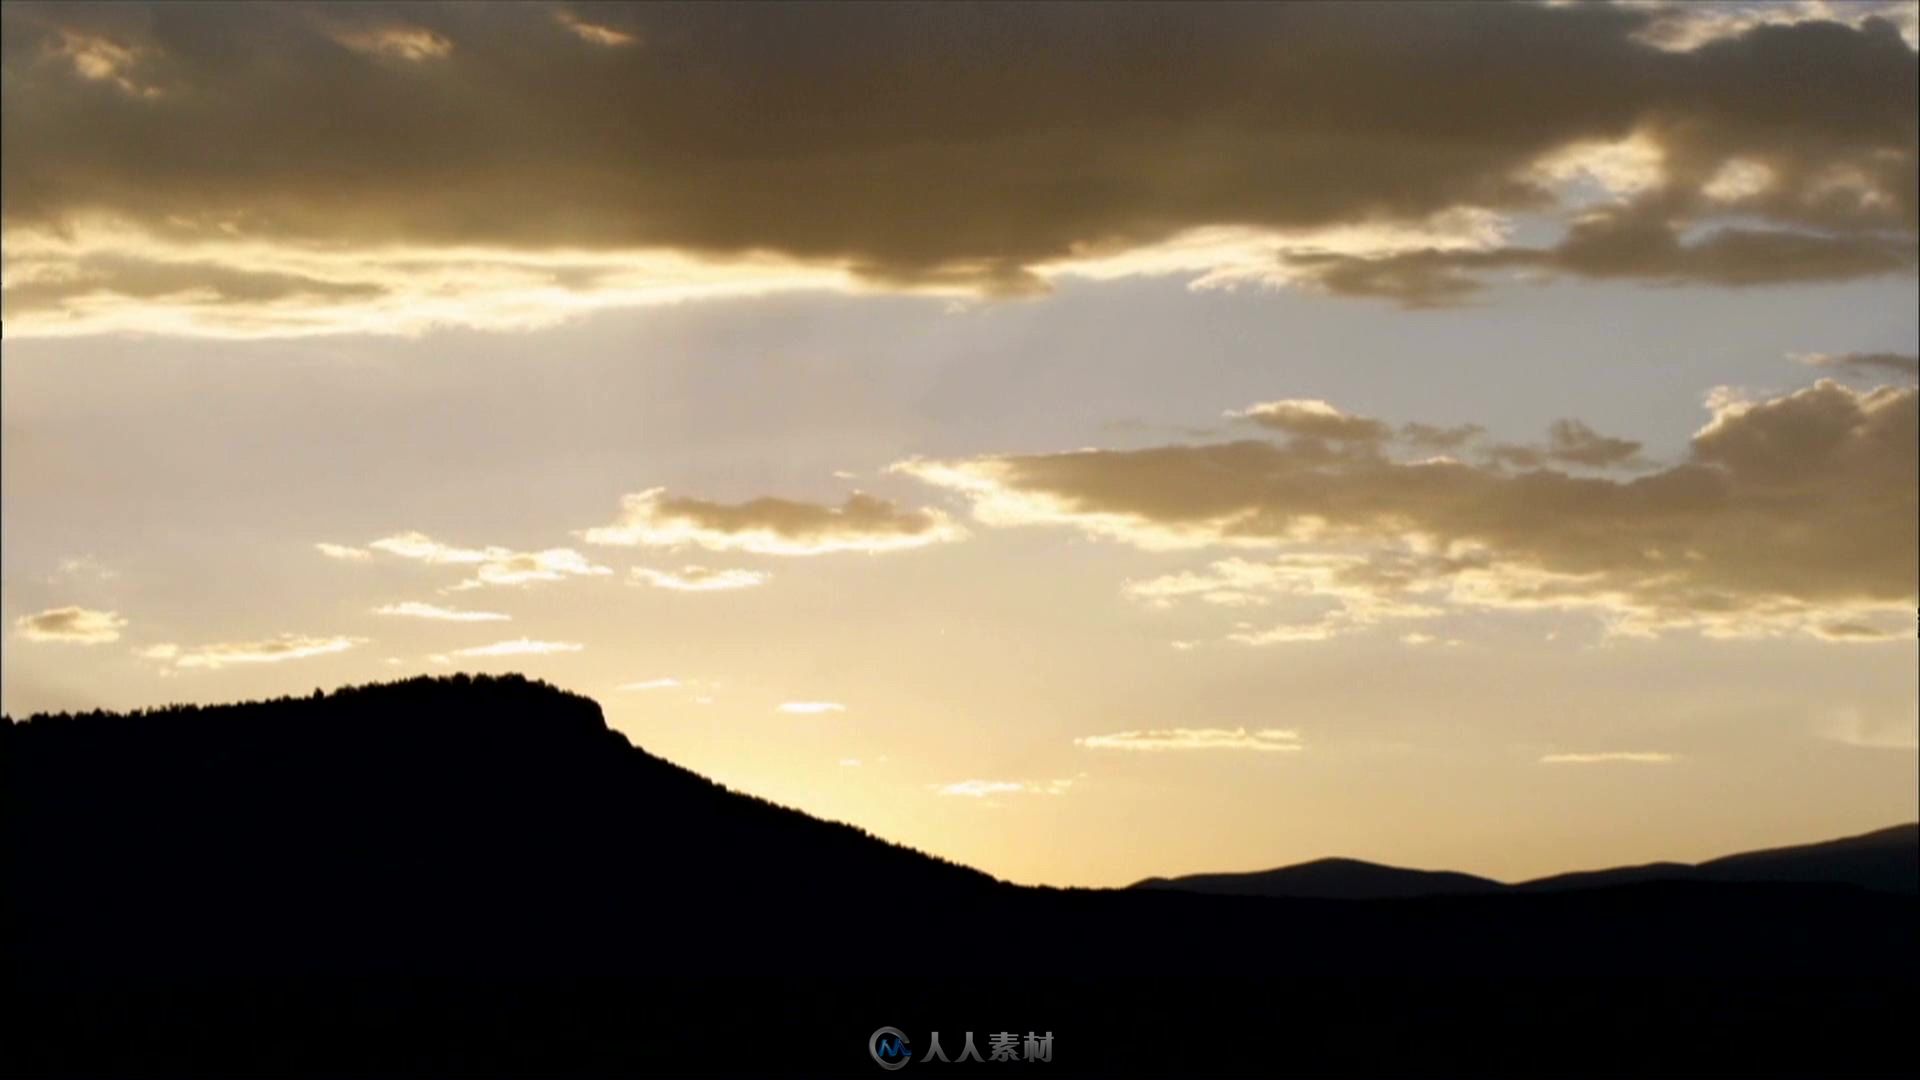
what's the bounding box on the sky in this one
[3,1,1916,888]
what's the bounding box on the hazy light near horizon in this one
[583,489,965,557]
[629,566,771,592]
[777,702,846,715]
[138,635,366,671]
[1075,728,1305,752]
[936,778,1076,798]
[451,639,586,658]
[1539,752,1679,765]
[373,602,510,623]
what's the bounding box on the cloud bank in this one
[904,379,1917,643]
[4,2,1912,335]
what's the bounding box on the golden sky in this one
[3,1,1916,886]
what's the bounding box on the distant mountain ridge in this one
[1133,824,1919,900]
[1132,857,1504,899]
[6,675,1915,983]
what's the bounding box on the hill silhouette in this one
[7,674,1916,980]
[1132,858,1504,899]
[6,676,1917,1074]
[1136,826,1918,900]
[5,674,999,977]
[1518,824,1918,894]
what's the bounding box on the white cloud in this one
[1526,132,1666,201]
[554,10,639,47]
[330,25,454,62]
[14,606,127,644]
[140,633,364,670]
[629,565,771,591]
[1539,751,1678,765]
[452,638,585,657]
[934,778,1077,798]
[777,701,846,715]
[583,488,964,556]
[373,601,510,622]
[346,531,611,589]
[46,556,118,583]
[1075,727,1304,752]
[618,677,682,691]
[1227,398,1391,441]
[316,542,373,560]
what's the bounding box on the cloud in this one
[1286,210,1918,308]
[554,9,639,47]
[46,556,118,583]
[1400,422,1487,451]
[139,633,363,669]
[450,638,584,658]
[1542,419,1644,468]
[1809,621,1908,643]
[316,542,373,560]
[1631,1,1919,53]
[905,380,1917,643]
[618,677,680,691]
[330,25,453,62]
[40,27,161,97]
[14,606,126,644]
[629,565,771,591]
[583,489,963,556]
[1229,399,1392,443]
[1486,419,1644,471]
[1125,554,1445,644]
[934,778,1076,798]
[1794,351,1920,378]
[1539,751,1678,764]
[372,601,509,622]
[1074,727,1303,752]
[4,3,1912,335]
[777,702,846,715]
[346,531,610,588]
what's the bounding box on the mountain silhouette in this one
[1518,825,1918,894]
[1132,858,1504,899]
[5,674,999,978]
[8,674,1914,982]
[1137,826,1918,899]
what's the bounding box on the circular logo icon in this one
[869,1026,913,1070]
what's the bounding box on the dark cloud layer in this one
[1797,351,1920,378]
[1291,208,1918,306]
[3,2,1914,301]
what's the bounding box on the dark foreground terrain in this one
[6,675,1915,1076]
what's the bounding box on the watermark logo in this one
[869,1028,1053,1068]
[870,1027,914,1071]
